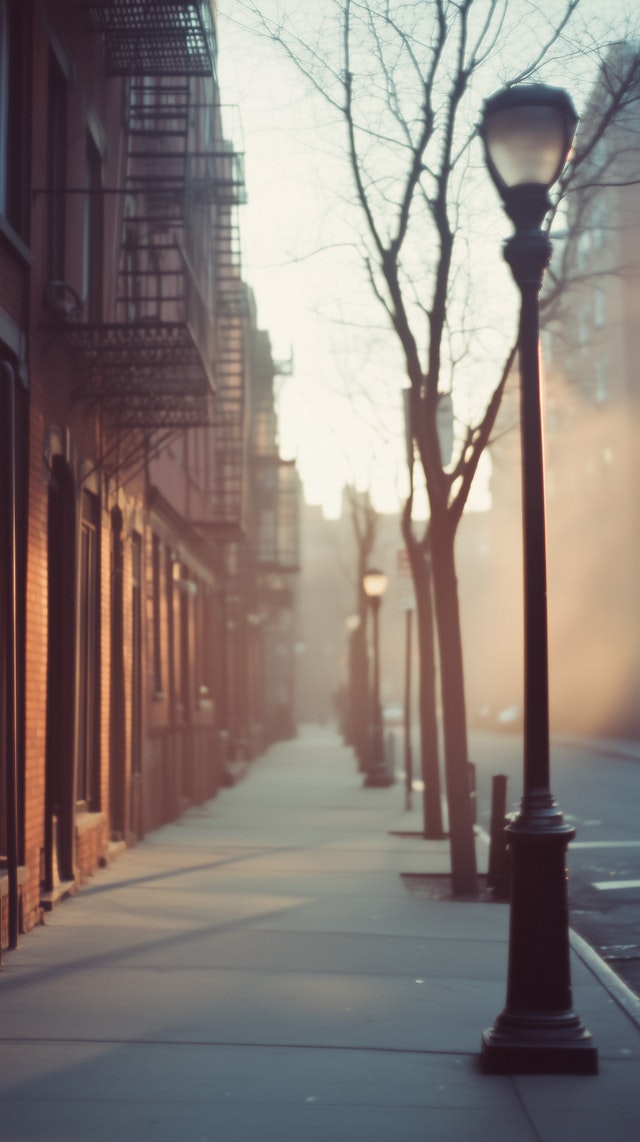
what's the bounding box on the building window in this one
[179,568,191,717]
[578,306,589,349]
[0,0,27,235]
[77,491,100,809]
[591,197,606,251]
[131,533,143,780]
[83,135,103,322]
[151,533,163,697]
[594,286,606,329]
[0,0,10,217]
[576,227,590,271]
[594,357,609,405]
[166,548,176,718]
[47,50,67,283]
[201,589,215,703]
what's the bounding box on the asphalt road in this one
[470,729,640,999]
[392,725,640,998]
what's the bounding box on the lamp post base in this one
[481,1013,598,1074]
[482,815,598,1075]
[363,725,395,787]
[363,770,395,788]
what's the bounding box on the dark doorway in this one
[109,507,126,840]
[77,489,100,810]
[44,457,76,889]
[130,531,143,839]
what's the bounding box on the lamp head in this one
[363,568,388,600]
[480,83,578,229]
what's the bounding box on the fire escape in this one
[64,76,217,432]
[208,134,249,539]
[47,2,248,507]
[251,347,300,606]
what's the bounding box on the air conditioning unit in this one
[44,281,85,323]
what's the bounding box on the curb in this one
[570,928,640,1032]
[556,736,640,764]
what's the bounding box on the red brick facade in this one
[1,1,300,952]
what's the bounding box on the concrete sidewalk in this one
[2,726,639,1141]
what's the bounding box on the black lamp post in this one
[345,614,361,749]
[362,568,392,787]
[479,84,598,1075]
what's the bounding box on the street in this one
[398,727,640,999]
[473,730,640,999]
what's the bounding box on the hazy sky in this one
[217,1,637,518]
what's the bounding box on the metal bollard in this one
[384,730,396,783]
[487,774,510,898]
[468,761,477,825]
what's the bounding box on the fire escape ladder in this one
[55,72,217,436]
[117,77,191,324]
[211,185,248,536]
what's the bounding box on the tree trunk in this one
[413,553,445,839]
[431,515,477,895]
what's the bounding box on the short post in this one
[404,606,413,809]
[363,568,392,787]
[487,775,509,899]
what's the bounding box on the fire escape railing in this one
[207,134,249,538]
[254,456,301,576]
[84,1,216,77]
[50,74,217,430]
[46,7,247,437]
[48,1,251,489]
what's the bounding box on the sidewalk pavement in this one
[2,727,639,1142]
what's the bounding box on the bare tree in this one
[343,484,379,769]
[232,0,640,893]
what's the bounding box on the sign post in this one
[398,549,414,810]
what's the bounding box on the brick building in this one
[0,1,299,952]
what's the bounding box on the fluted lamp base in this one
[481,1009,598,1074]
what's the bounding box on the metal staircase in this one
[67,72,216,430]
[59,3,220,433]
[211,189,248,536]
[50,1,251,506]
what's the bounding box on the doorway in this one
[44,457,76,889]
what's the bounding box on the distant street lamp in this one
[345,614,361,749]
[479,84,597,1074]
[362,568,392,787]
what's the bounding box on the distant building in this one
[296,491,492,735]
[544,41,640,737]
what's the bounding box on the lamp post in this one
[362,568,392,787]
[480,84,597,1075]
[345,614,361,749]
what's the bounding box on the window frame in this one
[77,490,101,811]
[46,49,68,284]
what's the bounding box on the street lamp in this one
[344,614,361,750]
[479,84,598,1075]
[362,568,392,787]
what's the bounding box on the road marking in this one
[594,880,640,892]
[572,841,640,849]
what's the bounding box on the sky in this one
[216,0,637,519]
